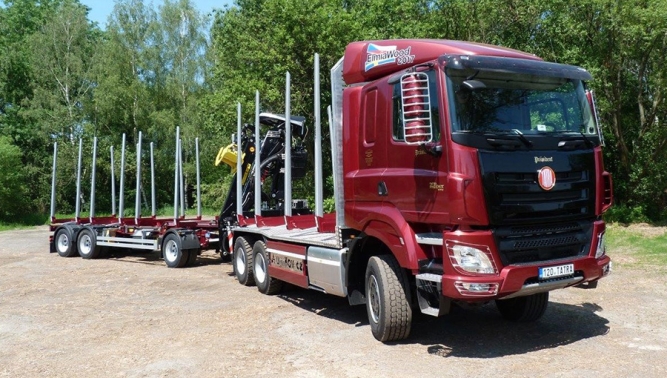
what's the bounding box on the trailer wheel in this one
[495,292,549,322]
[77,228,101,259]
[234,237,255,286]
[365,255,412,342]
[54,227,78,258]
[186,248,199,266]
[253,241,282,295]
[163,233,188,268]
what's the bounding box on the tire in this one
[495,292,549,322]
[234,237,255,286]
[365,255,412,342]
[77,228,101,259]
[253,241,282,295]
[186,248,199,266]
[54,227,78,257]
[163,233,189,268]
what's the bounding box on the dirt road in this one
[1,226,666,377]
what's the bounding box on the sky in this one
[80,0,234,29]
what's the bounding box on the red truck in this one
[221,39,613,342]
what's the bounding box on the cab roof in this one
[342,39,541,84]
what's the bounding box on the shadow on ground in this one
[277,287,609,358]
[103,248,223,267]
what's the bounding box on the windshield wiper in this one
[511,129,533,148]
[557,131,594,149]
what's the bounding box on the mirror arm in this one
[420,142,442,157]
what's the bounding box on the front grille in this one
[494,221,592,265]
[479,150,597,225]
[489,170,593,224]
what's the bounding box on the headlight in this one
[595,232,606,258]
[448,243,497,274]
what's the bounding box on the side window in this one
[392,70,440,142]
[364,89,377,144]
[392,85,404,141]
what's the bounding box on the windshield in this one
[446,68,597,135]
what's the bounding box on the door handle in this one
[378,181,388,196]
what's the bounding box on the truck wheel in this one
[54,227,78,257]
[234,237,255,286]
[186,248,199,266]
[365,255,412,342]
[163,233,188,268]
[77,228,101,259]
[495,292,549,322]
[253,241,282,295]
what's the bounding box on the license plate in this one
[539,263,574,280]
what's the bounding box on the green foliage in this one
[603,205,650,224]
[0,137,28,219]
[3,0,667,223]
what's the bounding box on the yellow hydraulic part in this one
[215,143,251,184]
[215,143,243,172]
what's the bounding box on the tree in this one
[0,136,27,219]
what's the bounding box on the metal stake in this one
[119,134,126,222]
[75,139,82,222]
[174,127,180,223]
[236,102,242,218]
[150,142,156,217]
[314,54,323,217]
[110,146,116,217]
[254,91,261,216]
[284,72,292,217]
[90,137,97,221]
[50,143,58,221]
[135,131,142,224]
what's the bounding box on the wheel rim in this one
[235,246,246,274]
[165,240,178,263]
[368,274,381,324]
[254,252,267,284]
[57,233,69,253]
[79,234,92,256]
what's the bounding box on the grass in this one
[0,213,49,231]
[605,224,667,268]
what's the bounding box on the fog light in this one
[454,281,499,296]
[595,232,606,258]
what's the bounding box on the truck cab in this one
[333,40,612,337]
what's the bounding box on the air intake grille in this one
[494,221,592,265]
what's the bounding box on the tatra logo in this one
[538,166,556,191]
[535,156,553,164]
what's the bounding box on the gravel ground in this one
[1,226,666,377]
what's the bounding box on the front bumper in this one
[440,254,611,300]
[436,220,611,301]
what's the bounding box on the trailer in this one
[49,129,218,268]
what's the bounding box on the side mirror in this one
[400,72,433,145]
[586,90,605,146]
